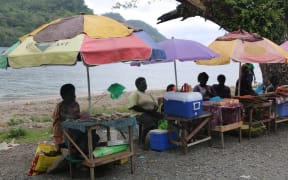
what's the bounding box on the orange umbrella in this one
[196,30,288,65]
[196,30,288,96]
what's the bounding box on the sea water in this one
[0,46,263,102]
[0,60,262,102]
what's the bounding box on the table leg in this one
[90,167,95,180]
[128,126,135,174]
[181,129,188,154]
[207,117,212,147]
[239,127,242,143]
[88,128,95,180]
[221,132,224,148]
[248,109,253,140]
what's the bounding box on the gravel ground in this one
[1,123,288,180]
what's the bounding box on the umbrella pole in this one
[86,65,92,112]
[174,60,179,90]
[238,62,242,96]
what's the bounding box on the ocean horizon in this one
[0,59,263,102]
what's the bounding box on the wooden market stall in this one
[260,91,288,131]
[234,95,273,139]
[202,99,242,148]
[61,116,136,180]
[165,113,212,154]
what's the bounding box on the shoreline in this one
[0,90,165,126]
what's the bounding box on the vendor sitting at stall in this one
[128,77,164,147]
[193,72,216,100]
[212,74,231,98]
[52,83,99,153]
[235,64,257,96]
[265,75,279,93]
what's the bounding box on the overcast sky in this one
[84,0,226,45]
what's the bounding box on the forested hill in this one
[0,0,166,47]
[103,13,166,42]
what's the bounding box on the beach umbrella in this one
[0,14,166,110]
[196,29,288,95]
[280,41,288,51]
[131,38,219,89]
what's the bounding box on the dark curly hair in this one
[60,83,76,104]
[198,72,209,82]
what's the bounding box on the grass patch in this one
[30,116,52,123]
[8,118,24,126]
[90,106,130,115]
[0,128,52,143]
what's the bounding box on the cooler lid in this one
[164,92,203,102]
[150,129,168,134]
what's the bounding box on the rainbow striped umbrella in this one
[0,14,166,109]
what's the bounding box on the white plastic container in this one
[98,128,118,142]
[163,92,203,118]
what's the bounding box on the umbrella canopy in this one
[159,38,219,61]
[280,41,288,51]
[131,38,219,89]
[1,14,166,109]
[2,15,166,68]
[196,30,288,96]
[196,30,288,65]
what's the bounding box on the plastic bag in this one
[93,144,128,158]
[158,119,168,130]
[28,143,61,176]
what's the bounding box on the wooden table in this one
[203,102,242,148]
[243,102,273,139]
[165,113,212,154]
[260,93,288,131]
[61,117,136,180]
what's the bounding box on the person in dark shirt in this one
[193,72,216,100]
[235,64,257,96]
[212,74,231,98]
[265,75,279,93]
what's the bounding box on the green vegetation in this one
[90,106,131,115]
[1,106,130,144]
[0,128,52,143]
[6,128,27,138]
[8,118,24,126]
[30,116,52,123]
[8,116,51,126]
[0,0,93,46]
[104,12,166,42]
[0,1,166,47]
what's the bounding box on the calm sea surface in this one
[0,46,263,102]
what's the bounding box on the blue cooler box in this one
[150,129,178,151]
[277,102,288,117]
[163,92,203,118]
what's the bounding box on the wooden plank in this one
[275,117,288,124]
[185,118,209,142]
[82,151,133,167]
[212,121,243,132]
[187,137,211,147]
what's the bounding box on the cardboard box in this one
[164,92,203,118]
[149,129,178,151]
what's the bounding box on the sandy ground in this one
[0,90,165,128]
[1,90,288,180]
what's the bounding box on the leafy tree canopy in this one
[116,0,288,43]
[0,1,166,46]
[0,0,93,46]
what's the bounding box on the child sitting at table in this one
[52,83,99,153]
[212,74,231,98]
[193,72,216,100]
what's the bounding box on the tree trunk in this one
[260,64,288,87]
